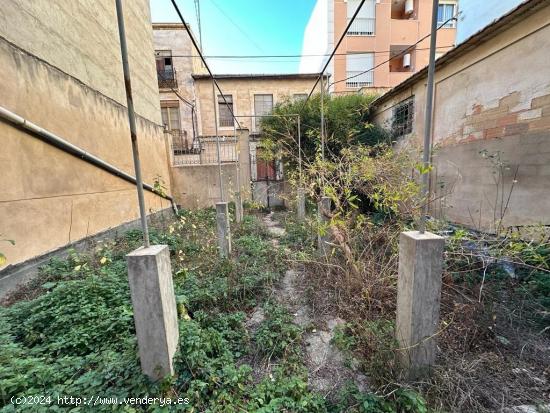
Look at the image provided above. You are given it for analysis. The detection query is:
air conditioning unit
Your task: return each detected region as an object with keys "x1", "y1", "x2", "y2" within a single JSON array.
[
  {"x1": 405, "y1": 0, "x2": 414, "y2": 15},
  {"x1": 403, "y1": 53, "x2": 411, "y2": 68}
]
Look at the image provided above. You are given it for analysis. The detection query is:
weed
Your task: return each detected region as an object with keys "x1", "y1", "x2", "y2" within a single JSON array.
[{"x1": 255, "y1": 302, "x2": 302, "y2": 359}]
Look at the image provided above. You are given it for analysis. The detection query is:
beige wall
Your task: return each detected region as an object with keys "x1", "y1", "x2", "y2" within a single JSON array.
[
  {"x1": 0, "y1": 0, "x2": 161, "y2": 124},
  {"x1": 194, "y1": 76, "x2": 321, "y2": 136},
  {"x1": 372, "y1": 5, "x2": 550, "y2": 230},
  {"x1": 333, "y1": 0, "x2": 456, "y2": 93},
  {"x1": 0, "y1": 4, "x2": 171, "y2": 268},
  {"x1": 169, "y1": 130, "x2": 251, "y2": 207}
]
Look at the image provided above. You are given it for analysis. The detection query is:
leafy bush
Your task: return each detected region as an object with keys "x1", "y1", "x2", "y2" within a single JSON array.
[{"x1": 255, "y1": 303, "x2": 302, "y2": 358}]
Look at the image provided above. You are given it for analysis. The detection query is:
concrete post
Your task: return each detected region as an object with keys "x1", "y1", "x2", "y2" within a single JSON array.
[
  {"x1": 297, "y1": 188, "x2": 306, "y2": 221},
  {"x1": 317, "y1": 196, "x2": 331, "y2": 254},
  {"x1": 395, "y1": 231, "x2": 445, "y2": 378},
  {"x1": 235, "y1": 192, "x2": 243, "y2": 223},
  {"x1": 216, "y1": 202, "x2": 232, "y2": 258},
  {"x1": 126, "y1": 245, "x2": 179, "y2": 380}
]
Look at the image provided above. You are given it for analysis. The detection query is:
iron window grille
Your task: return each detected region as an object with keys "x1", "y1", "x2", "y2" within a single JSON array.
[
  {"x1": 392, "y1": 97, "x2": 414, "y2": 138},
  {"x1": 218, "y1": 94, "x2": 234, "y2": 127}
]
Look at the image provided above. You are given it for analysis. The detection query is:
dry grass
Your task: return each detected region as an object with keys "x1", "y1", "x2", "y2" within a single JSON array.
[{"x1": 291, "y1": 213, "x2": 550, "y2": 412}]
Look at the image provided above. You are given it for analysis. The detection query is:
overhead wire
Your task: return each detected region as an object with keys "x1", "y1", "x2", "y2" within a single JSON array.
[
  {"x1": 330, "y1": 14, "x2": 459, "y2": 87},
  {"x1": 170, "y1": 0, "x2": 241, "y2": 129},
  {"x1": 163, "y1": 46, "x2": 455, "y2": 60}
]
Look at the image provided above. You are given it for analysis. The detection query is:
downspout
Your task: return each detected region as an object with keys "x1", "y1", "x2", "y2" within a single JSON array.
[{"x1": 0, "y1": 105, "x2": 178, "y2": 214}]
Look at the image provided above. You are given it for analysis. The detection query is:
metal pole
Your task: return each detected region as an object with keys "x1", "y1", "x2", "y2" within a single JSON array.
[
  {"x1": 233, "y1": 123, "x2": 241, "y2": 193},
  {"x1": 297, "y1": 115, "x2": 302, "y2": 186},
  {"x1": 419, "y1": 0, "x2": 439, "y2": 234},
  {"x1": 211, "y1": 79, "x2": 224, "y2": 201},
  {"x1": 320, "y1": 72, "x2": 325, "y2": 161},
  {"x1": 115, "y1": 0, "x2": 150, "y2": 247}
]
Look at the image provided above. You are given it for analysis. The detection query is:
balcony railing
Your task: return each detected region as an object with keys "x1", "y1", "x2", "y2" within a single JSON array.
[
  {"x1": 172, "y1": 135, "x2": 238, "y2": 166},
  {"x1": 170, "y1": 130, "x2": 199, "y2": 156},
  {"x1": 347, "y1": 17, "x2": 375, "y2": 36},
  {"x1": 157, "y1": 69, "x2": 177, "y2": 89},
  {"x1": 345, "y1": 71, "x2": 374, "y2": 88}
]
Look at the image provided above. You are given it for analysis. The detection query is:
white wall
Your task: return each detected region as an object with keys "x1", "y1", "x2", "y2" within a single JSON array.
[{"x1": 456, "y1": 0, "x2": 523, "y2": 43}]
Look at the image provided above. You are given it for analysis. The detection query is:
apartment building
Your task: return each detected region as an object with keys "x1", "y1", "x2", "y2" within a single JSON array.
[
  {"x1": 329, "y1": 0, "x2": 458, "y2": 94},
  {"x1": 191, "y1": 73, "x2": 325, "y2": 206},
  {"x1": 153, "y1": 23, "x2": 206, "y2": 156}
]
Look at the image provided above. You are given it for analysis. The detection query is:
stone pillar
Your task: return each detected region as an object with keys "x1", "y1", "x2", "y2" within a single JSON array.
[
  {"x1": 395, "y1": 231, "x2": 445, "y2": 378},
  {"x1": 126, "y1": 245, "x2": 179, "y2": 380},
  {"x1": 235, "y1": 192, "x2": 243, "y2": 223},
  {"x1": 297, "y1": 188, "x2": 306, "y2": 221},
  {"x1": 216, "y1": 202, "x2": 231, "y2": 258},
  {"x1": 317, "y1": 196, "x2": 331, "y2": 254}
]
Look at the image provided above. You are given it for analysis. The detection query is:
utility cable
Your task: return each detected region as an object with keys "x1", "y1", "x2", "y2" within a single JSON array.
[
  {"x1": 330, "y1": 14, "x2": 458, "y2": 87},
  {"x1": 170, "y1": 0, "x2": 241, "y2": 129},
  {"x1": 303, "y1": 0, "x2": 367, "y2": 105}
]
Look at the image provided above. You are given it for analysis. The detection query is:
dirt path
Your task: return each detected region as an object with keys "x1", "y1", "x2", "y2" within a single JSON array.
[{"x1": 247, "y1": 212, "x2": 368, "y2": 398}]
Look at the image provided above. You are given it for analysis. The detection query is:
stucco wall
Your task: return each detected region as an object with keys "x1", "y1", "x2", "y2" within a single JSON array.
[
  {"x1": 0, "y1": 0, "x2": 161, "y2": 124},
  {"x1": 194, "y1": 77, "x2": 320, "y2": 136},
  {"x1": 372, "y1": 6, "x2": 550, "y2": 230},
  {"x1": 0, "y1": 27, "x2": 171, "y2": 268}
]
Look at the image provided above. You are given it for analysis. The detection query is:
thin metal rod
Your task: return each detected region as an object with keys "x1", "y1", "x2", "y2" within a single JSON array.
[
  {"x1": 419, "y1": 0, "x2": 439, "y2": 234},
  {"x1": 320, "y1": 73, "x2": 325, "y2": 161},
  {"x1": 297, "y1": 116, "x2": 302, "y2": 186},
  {"x1": 233, "y1": 122, "x2": 241, "y2": 194},
  {"x1": 170, "y1": 0, "x2": 241, "y2": 129},
  {"x1": 211, "y1": 79, "x2": 224, "y2": 201},
  {"x1": 115, "y1": 0, "x2": 150, "y2": 247}
]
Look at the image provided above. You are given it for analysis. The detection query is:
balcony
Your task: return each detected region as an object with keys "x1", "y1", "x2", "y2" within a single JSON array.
[
  {"x1": 157, "y1": 69, "x2": 177, "y2": 89},
  {"x1": 347, "y1": 17, "x2": 375, "y2": 36},
  {"x1": 345, "y1": 70, "x2": 374, "y2": 89}
]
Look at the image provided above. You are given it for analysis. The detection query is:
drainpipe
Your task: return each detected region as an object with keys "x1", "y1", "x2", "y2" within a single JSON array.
[{"x1": 0, "y1": 105, "x2": 178, "y2": 214}]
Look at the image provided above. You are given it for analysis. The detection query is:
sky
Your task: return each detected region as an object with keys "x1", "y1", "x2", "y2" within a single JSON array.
[
  {"x1": 150, "y1": 0, "x2": 317, "y2": 74},
  {"x1": 456, "y1": 0, "x2": 523, "y2": 43}
]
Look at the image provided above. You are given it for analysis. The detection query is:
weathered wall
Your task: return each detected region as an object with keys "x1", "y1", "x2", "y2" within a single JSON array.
[
  {"x1": 194, "y1": 76, "x2": 320, "y2": 136},
  {"x1": 0, "y1": 0, "x2": 161, "y2": 123},
  {"x1": 0, "y1": 10, "x2": 171, "y2": 269},
  {"x1": 168, "y1": 130, "x2": 251, "y2": 208},
  {"x1": 372, "y1": 6, "x2": 550, "y2": 231},
  {"x1": 153, "y1": 24, "x2": 200, "y2": 143}
]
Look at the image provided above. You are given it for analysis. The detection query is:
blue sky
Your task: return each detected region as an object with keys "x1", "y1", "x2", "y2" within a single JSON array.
[{"x1": 150, "y1": 0, "x2": 317, "y2": 74}]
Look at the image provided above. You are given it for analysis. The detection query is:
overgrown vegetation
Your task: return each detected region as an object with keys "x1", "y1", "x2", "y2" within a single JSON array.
[
  {"x1": 1, "y1": 208, "x2": 435, "y2": 412},
  {"x1": 260, "y1": 93, "x2": 390, "y2": 168},
  {"x1": 262, "y1": 94, "x2": 549, "y2": 412}
]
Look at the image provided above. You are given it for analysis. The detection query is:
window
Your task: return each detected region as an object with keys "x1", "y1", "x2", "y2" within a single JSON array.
[
  {"x1": 254, "y1": 94, "x2": 274, "y2": 131},
  {"x1": 218, "y1": 94, "x2": 234, "y2": 127},
  {"x1": 437, "y1": 2, "x2": 456, "y2": 28},
  {"x1": 156, "y1": 50, "x2": 177, "y2": 88},
  {"x1": 347, "y1": 0, "x2": 375, "y2": 35},
  {"x1": 392, "y1": 97, "x2": 414, "y2": 138},
  {"x1": 293, "y1": 93, "x2": 308, "y2": 101},
  {"x1": 160, "y1": 103, "x2": 180, "y2": 131},
  {"x1": 346, "y1": 53, "x2": 374, "y2": 88}
]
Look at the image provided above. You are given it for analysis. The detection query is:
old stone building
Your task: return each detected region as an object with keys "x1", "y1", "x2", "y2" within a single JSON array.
[
  {"x1": 372, "y1": 0, "x2": 550, "y2": 231},
  {"x1": 0, "y1": 2, "x2": 171, "y2": 279}
]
